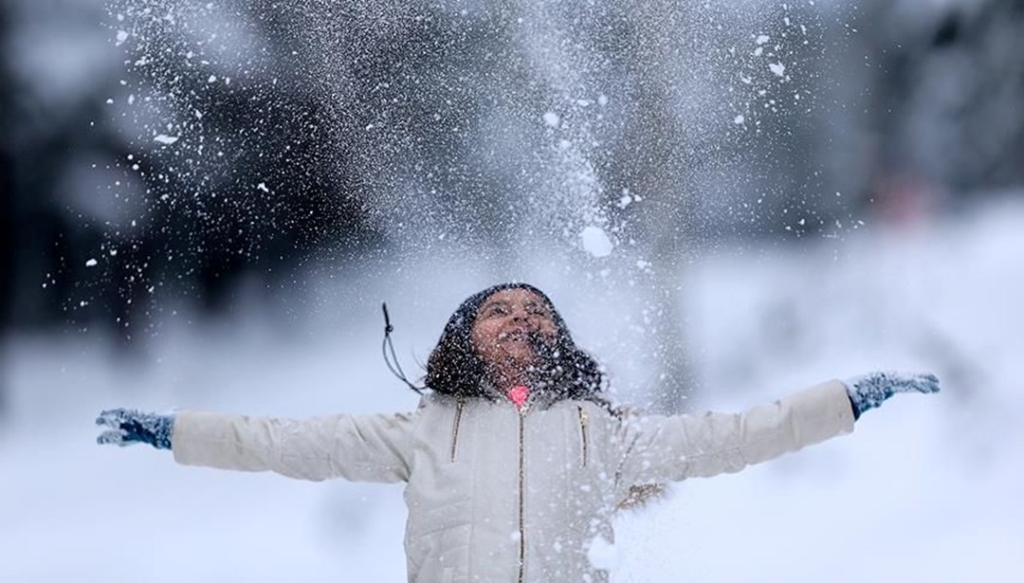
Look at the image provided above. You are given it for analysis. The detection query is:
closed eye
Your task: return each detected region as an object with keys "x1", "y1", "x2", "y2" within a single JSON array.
[
  {"x1": 480, "y1": 300, "x2": 552, "y2": 320},
  {"x1": 525, "y1": 304, "x2": 551, "y2": 317},
  {"x1": 482, "y1": 303, "x2": 509, "y2": 317}
]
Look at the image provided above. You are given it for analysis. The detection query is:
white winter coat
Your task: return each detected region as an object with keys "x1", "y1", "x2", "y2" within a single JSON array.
[{"x1": 172, "y1": 380, "x2": 855, "y2": 582}]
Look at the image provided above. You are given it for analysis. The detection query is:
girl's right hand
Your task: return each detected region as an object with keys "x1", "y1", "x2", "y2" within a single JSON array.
[{"x1": 96, "y1": 408, "x2": 174, "y2": 450}]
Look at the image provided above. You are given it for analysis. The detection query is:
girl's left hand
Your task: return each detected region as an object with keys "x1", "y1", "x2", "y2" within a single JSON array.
[{"x1": 843, "y1": 372, "x2": 940, "y2": 419}]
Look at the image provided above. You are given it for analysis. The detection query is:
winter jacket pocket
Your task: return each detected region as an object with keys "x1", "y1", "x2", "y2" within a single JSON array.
[
  {"x1": 450, "y1": 401, "x2": 465, "y2": 462},
  {"x1": 577, "y1": 405, "x2": 589, "y2": 467}
]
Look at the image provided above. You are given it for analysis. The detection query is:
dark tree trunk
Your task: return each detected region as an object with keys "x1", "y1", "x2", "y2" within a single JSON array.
[{"x1": 0, "y1": 0, "x2": 15, "y2": 417}]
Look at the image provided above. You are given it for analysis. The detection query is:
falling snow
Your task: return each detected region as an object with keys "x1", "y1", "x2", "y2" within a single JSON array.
[
  {"x1": 579, "y1": 226, "x2": 614, "y2": 258},
  {"x1": 4, "y1": 0, "x2": 1024, "y2": 580},
  {"x1": 153, "y1": 134, "x2": 179, "y2": 145}
]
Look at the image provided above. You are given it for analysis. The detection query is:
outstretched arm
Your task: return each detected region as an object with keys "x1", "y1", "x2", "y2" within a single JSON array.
[
  {"x1": 96, "y1": 408, "x2": 416, "y2": 483},
  {"x1": 616, "y1": 372, "x2": 939, "y2": 492}
]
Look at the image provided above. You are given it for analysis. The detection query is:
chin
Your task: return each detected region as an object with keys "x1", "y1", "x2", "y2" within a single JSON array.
[
  {"x1": 502, "y1": 350, "x2": 539, "y2": 367},
  {"x1": 509, "y1": 353, "x2": 538, "y2": 366}
]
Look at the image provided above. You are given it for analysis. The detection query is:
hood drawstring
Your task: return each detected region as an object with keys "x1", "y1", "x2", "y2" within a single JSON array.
[{"x1": 382, "y1": 303, "x2": 425, "y2": 395}]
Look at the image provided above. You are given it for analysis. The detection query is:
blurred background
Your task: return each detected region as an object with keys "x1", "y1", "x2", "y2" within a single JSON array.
[{"x1": 2, "y1": 0, "x2": 1022, "y2": 581}]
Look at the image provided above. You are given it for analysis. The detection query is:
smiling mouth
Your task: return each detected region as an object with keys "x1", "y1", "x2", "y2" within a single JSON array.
[{"x1": 500, "y1": 328, "x2": 533, "y2": 341}]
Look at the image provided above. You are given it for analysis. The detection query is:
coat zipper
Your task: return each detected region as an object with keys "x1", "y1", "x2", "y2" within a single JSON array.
[
  {"x1": 517, "y1": 406, "x2": 527, "y2": 583},
  {"x1": 450, "y1": 400, "x2": 464, "y2": 462},
  {"x1": 577, "y1": 405, "x2": 589, "y2": 467}
]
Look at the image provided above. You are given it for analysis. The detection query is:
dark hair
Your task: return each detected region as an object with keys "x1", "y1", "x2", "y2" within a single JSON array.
[{"x1": 425, "y1": 283, "x2": 607, "y2": 405}]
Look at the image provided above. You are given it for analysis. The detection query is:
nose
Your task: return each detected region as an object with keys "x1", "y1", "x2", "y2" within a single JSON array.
[{"x1": 510, "y1": 307, "x2": 528, "y2": 321}]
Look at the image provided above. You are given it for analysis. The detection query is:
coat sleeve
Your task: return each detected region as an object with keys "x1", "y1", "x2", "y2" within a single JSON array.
[
  {"x1": 615, "y1": 380, "x2": 855, "y2": 491},
  {"x1": 171, "y1": 410, "x2": 416, "y2": 483}
]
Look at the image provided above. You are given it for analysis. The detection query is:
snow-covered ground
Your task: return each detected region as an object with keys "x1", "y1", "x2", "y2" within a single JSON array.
[{"x1": 2, "y1": 199, "x2": 1022, "y2": 582}]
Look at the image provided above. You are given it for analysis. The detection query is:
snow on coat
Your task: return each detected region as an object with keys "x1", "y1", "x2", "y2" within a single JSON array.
[{"x1": 172, "y1": 380, "x2": 855, "y2": 582}]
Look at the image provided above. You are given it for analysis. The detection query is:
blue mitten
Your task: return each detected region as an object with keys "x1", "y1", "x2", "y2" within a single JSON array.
[
  {"x1": 843, "y1": 372, "x2": 940, "y2": 420},
  {"x1": 96, "y1": 408, "x2": 174, "y2": 450}
]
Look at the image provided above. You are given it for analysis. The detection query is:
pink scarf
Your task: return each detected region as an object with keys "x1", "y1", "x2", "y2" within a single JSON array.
[{"x1": 507, "y1": 385, "x2": 530, "y2": 410}]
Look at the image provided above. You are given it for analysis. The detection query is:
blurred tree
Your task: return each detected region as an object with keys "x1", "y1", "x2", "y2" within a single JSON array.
[
  {"x1": 836, "y1": 0, "x2": 1024, "y2": 217},
  {"x1": 2, "y1": 0, "x2": 382, "y2": 348},
  {"x1": 105, "y1": 0, "x2": 384, "y2": 319},
  {"x1": 1, "y1": 0, "x2": 12, "y2": 415}
]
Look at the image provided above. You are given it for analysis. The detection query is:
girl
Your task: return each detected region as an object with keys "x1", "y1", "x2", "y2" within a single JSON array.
[{"x1": 96, "y1": 282, "x2": 939, "y2": 582}]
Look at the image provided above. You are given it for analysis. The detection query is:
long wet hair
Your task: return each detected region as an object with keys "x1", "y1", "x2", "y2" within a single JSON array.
[{"x1": 424, "y1": 283, "x2": 607, "y2": 405}]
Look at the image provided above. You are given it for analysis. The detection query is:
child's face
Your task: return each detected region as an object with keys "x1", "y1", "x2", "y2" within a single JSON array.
[{"x1": 470, "y1": 288, "x2": 559, "y2": 371}]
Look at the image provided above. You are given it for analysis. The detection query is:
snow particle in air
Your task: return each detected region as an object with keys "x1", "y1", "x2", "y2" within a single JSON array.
[{"x1": 580, "y1": 226, "x2": 613, "y2": 258}]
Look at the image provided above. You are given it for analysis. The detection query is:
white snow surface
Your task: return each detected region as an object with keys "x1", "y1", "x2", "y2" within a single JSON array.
[{"x1": 2, "y1": 200, "x2": 1023, "y2": 582}]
